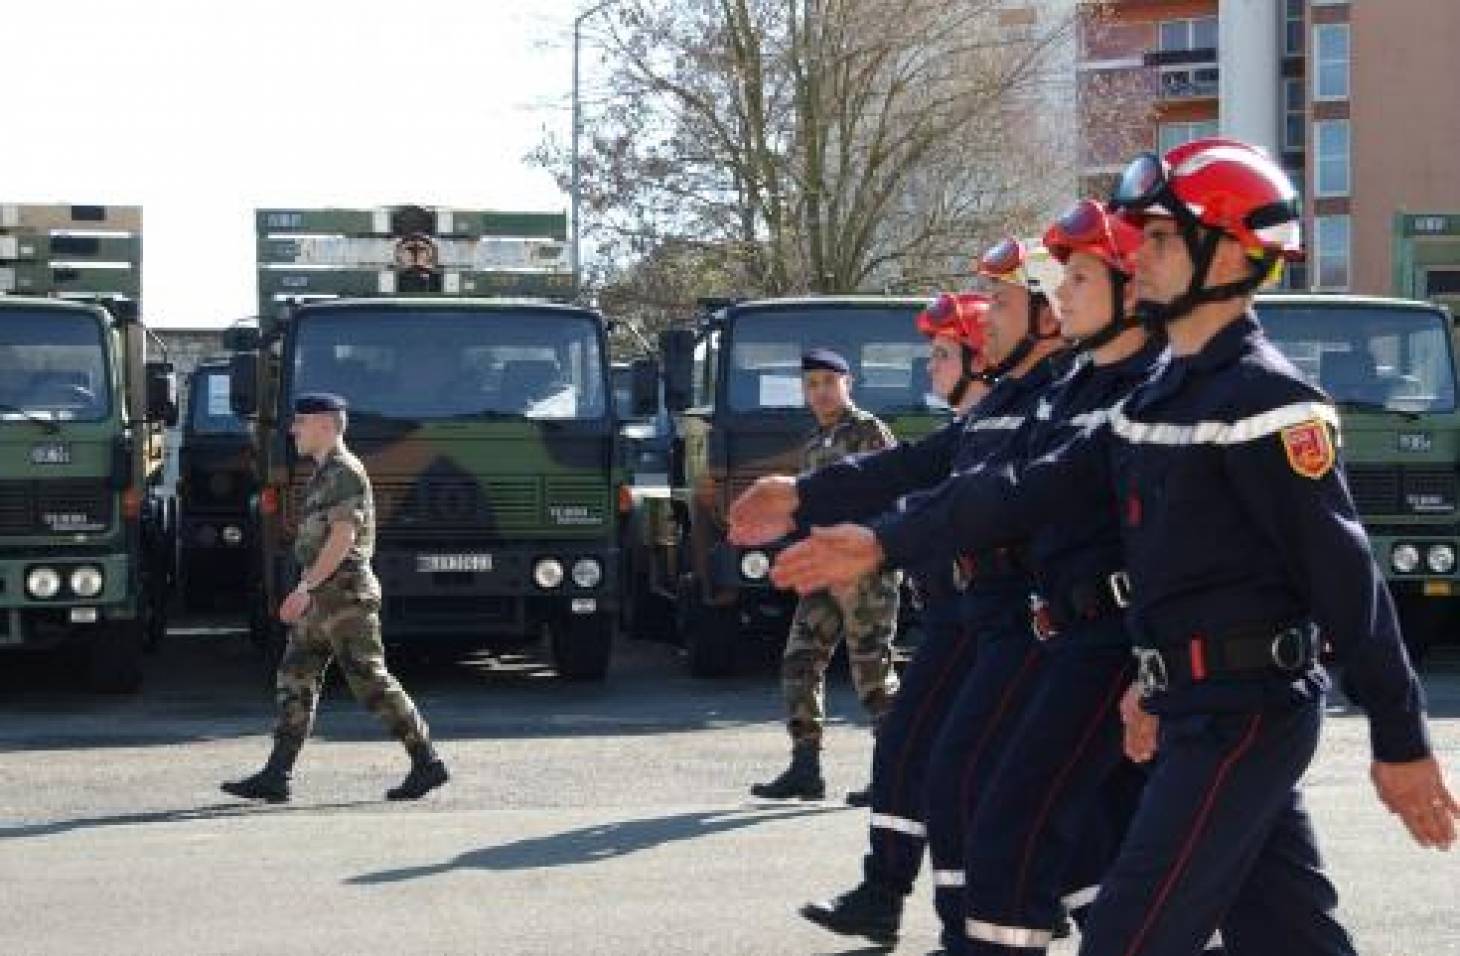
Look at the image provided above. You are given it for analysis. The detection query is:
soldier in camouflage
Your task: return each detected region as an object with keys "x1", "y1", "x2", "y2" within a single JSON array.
[
  {"x1": 221, "y1": 392, "x2": 448, "y2": 803},
  {"x1": 751, "y1": 349, "x2": 901, "y2": 801}
]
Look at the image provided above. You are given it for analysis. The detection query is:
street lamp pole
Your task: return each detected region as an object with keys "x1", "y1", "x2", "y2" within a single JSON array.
[{"x1": 571, "y1": 0, "x2": 617, "y2": 300}]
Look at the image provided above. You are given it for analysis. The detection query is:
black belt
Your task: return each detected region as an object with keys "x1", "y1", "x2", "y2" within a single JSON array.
[
  {"x1": 1030, "y1": 571, "x2": 1131, "y2": 639},
  {"x1": 1133, "y1": 623, "x2": 1318, "y2": 696}
]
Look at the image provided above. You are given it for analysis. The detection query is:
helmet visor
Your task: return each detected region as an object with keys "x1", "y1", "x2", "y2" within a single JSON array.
[
  {"x1": 975, "y1": 237, "x2": 1027, "y2": 282},
  {"x1": 1050, "y1": 199, "x2": 1112, "y2": 250},
  {"x1": 1111, "y1": 152, "x2": 1167, "y2": 211}
]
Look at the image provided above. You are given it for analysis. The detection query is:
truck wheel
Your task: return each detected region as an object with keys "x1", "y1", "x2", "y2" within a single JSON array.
[
  {"x1": 550, "y1": 613, "x2": 613, "y2": 681},
  {"x1": 87, "y1": 622, "x2": 144, "y2": 694},
  {"x1": 678, "y1": 579, "x2": 738, "y2": 678}
]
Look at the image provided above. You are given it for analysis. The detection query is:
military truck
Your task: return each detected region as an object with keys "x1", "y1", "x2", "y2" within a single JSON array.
[
  {"x1": 0, "y1": 203, "x2": 177, "y2": 692},
  {"x1": 638, "y1": 296, "x2": 950, "y2": 676},
  {"x1": 228, "y1": 205, "x2": 652, "y2": 680},
  {"x1": 1257, "y1": 293, "x2": 1460, "y2": 664},
  {"x1": 177, "y1": 356, "x2": 256, "y2": 611}
]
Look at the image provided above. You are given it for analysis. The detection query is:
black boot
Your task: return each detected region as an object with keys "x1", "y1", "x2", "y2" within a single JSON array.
[
  {"x1": 221, "y1": 738, "x2": 298, "y2": 803},
  {"x1": 845, "y1": 785, "x2": 871, "y2": 807},
  {"x1": 387, "y1": 743, "x2": 450, "y2": 801},
  {"x1": 800, "y1": 880, "x2": 904, "y2": 944},
  {"x1": 750, "y1": 744, "x2": 825, "y2": 800}
]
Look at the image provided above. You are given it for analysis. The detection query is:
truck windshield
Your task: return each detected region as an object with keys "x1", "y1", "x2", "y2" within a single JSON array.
[
  {"x1": 188, "y1": 369, "x2": 249, "y2": 434},
  {"x1": 288, "y1": 308, "x2": 608, "y2": 422},
  {"x1": 1259, "y1": 303, "x2": 1457, "y2": 413},
  {"x1": 726, "y1": 307, "x2": 934, "y2": 414},
  {"x1": 0, "y1": 310, "x2": 111, "y2": 422}
]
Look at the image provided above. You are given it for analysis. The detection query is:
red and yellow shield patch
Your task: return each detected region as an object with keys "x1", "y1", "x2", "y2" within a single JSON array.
[{"x1": 1280, "y1": 420, "x2": 1336, "y2": 479}]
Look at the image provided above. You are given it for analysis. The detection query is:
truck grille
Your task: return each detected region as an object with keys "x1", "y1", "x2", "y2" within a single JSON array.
[
  {"x1": 374, "y1": 477, "x2": 540, "y2": 533},
  {"x1": 0, "y1": 480, "x2": 114, "y2": 535},
  {"x1": 1344, "y1": 465, "x2": 1457, "y2": 516}
]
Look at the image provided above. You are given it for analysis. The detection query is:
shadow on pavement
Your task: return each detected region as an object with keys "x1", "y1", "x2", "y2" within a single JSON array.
[
  {"x1": 346, "y1": 804, "x2": 846, "y2": 884},
  {"x1": 0, "y1": 799, "x2": 381, "y2": 842}
]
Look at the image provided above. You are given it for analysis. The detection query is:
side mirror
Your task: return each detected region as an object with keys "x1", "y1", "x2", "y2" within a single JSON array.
[
  {"x1": 230, "y1": 352, "x2": 259, "y2": 417},
  {"x1": 629, "y1": 358, "x2": 660, "y2": 418},
  {"x1": 659, "y1": 328, "x2": 696, "y2": 412},
  {"x1": 222, "y1": 325, "x2": 261, "y2": 352},
  {"x1": 145, "y1": 361, "x2": 179, "y2": 426}
]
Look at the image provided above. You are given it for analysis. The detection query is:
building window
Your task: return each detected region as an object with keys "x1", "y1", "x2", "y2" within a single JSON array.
[
  {"x1": 1283, "y1": 78, "x2": 1306, "y2": 151},
  {"x1": 1314, "y1": 215, "x2": 1351, "y2": 290},
  {"x1": 1158, "y1": 120, "x2": 1220, "y2": 156},
  {"x1": 1284, "y1": 165, "x2": 1305, "y2": 214},
  {"x1": 1283, "y1": 0, "x2": 1305, "y2": 56},
  {"x1": 1314, "y1": 120, "x2": 1351, "y2": 197},
  {"x1": 1159, "y1": 16, "x2": 1218, "y2": 53},
  {"x1": 1313, "y1": 24, "x2": 1351, "y2": 100}
]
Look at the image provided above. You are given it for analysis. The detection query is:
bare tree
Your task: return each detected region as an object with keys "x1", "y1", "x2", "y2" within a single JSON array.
[{"x1": 535, "y1": 0, "x2": 1082, "y2": 315}]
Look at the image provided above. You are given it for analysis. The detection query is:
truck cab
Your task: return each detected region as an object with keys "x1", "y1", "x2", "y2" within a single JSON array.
[
  {"x1": 1256, "y1": 293, "x2": 1460, "y2": 663},
  {"x1": 177, "y1": 357, "x2": 256, "y2": 611},
  {"x1": 230, "y1": 205, "x2": 629, "y2": 680},
  {"x1": 642, "y1": 296, "x2": 948, "y2": 675},
  {"x1": 0, "y1": 202, "x2": 177, "y2": 691}
]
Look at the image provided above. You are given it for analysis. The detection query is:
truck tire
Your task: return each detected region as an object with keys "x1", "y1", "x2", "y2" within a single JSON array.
[
  {"x1": 551, "y1": 613, "x2": 613, "y2": 681},
  {"x1": 87, "y1": 622, "x2": 144, "y2": 694},
  {"x1": 678, "y1": 579, "x2": 738, "y2": 678}
]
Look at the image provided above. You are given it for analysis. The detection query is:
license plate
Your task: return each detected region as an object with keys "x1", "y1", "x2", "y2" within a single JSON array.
[{"x1": 416, "y1": 553, "x2": 493, "y2": 573}]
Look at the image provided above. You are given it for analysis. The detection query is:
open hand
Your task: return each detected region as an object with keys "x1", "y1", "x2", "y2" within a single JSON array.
[
  {"x1": 1119, "y1": 682, "x2": 1159, "y2": 763},
  {"x1": 278, "y1": 588, "x2": 312, "y2": 625},
  {"x1": 1371, "y1": 756, "x2": 1459, "y2": 850},
  {"x1": 770, "y1": 524, "x2": 883, "y2": 595},
  {"x1": 727, "y1": 476, "x2": 799, "y2": 546}
]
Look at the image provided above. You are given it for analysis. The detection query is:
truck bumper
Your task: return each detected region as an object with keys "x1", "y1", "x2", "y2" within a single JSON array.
[{"x1": 0, "y1": 551, "x2": 134, "y2": 650}]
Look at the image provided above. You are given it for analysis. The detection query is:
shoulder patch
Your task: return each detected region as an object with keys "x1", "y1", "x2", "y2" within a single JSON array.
[{"x1": 1279, "y1": 419, "x2": 1336, "y2": 479}]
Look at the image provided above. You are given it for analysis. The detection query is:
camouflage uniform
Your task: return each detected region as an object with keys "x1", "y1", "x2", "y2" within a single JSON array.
[
  {"x1": 784, "y1": 405, "x2": 901, "y2": 748},
  {"x1": 274, "y1": 446, "x2": 431, "y2": 753}
]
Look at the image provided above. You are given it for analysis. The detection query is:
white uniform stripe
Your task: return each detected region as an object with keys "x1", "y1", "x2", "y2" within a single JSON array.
[
  {"x1": 966, "y1": 919, "x2": 1053, "y2": 948},
  {"x1": 1062, "y1": 884, "x2": 1100, "y2": 911},
  {"x1": 870, "y1": 813, "x2": 927, "y2": 838},
  {"x1": 1112, "y1": 401, "x2": 1338, "y2": 447},
  {"x1": 966, "y1": 416, "x2": 1025, "y2": 432},
  {"x1": 933, "y1": 869, "x2": 965, "y2": 888}
]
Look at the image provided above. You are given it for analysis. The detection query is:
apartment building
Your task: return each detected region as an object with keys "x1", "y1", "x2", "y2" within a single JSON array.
[{"x1": 1075, "y1": 0, "x2": 1460, "y2": 303}]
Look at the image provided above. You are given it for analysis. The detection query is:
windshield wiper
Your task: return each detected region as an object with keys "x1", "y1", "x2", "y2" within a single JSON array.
[{"x1": 0, "y1": 403, "x2": 61, "y2": 434}]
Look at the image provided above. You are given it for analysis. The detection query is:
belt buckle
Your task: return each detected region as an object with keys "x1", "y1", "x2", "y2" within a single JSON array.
[
  {"x1": 1270, "y1": 627, "x2": 1309, "y2": 671},
  {"x1": 1029, "y1": 594, "x2": 1058, "y2": 642},
  {"x1": 1133, "y1": 647, "x2": 1168, "y2": 696},
  {"x1": 1108, "y1": 571, "x2": 1133, "y2": 609}
]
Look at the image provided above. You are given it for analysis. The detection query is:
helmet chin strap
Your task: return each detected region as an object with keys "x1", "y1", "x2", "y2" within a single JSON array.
[
  {"x1": 1134, "y1": 225, "x2": 1276, "y2": 330},
  {"x1": 947, "y1": 343, "x2": 979, "y2": 406},
  {"x1": 1072, "y1": 273, "x2": 1140, "y2": 353},
  {"x1": 981, "y1": 293, "x2": 1060, "y2": 382}
]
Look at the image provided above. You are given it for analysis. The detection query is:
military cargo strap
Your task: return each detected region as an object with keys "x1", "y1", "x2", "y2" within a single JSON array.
[{"x1": 1133, "y1": 623, "x2": 1319, "y2": 695}]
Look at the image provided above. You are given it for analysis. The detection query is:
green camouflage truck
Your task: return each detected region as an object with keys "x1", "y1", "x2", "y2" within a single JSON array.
[
  {"x1": 177, "y1": 356, "x2": 256, "y2": 612},
  {"x1": 1257, "y1": 293, "x2": 1459, "y2": 664},
  {"x1": 638, "y1": 296, "x2": 950, "y2": 676},
  {"x1": 0, "y1": 203, "x2": 178, "y2": 692},
  {"x1": 228, "y1": 205, "x2": 652, "y2": 680}
]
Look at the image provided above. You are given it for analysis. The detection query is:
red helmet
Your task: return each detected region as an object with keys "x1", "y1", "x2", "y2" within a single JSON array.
[
  {"x1": 1110, "y1": 137, "x2": 1302, "y2": 261},
  {"x1": 917, "y1": 292, "x2": 988, "y2": 353},
  {"x1": 971, "y1": 237, "x2": 1063, "y2": 296},
  {"x1": 1042, "y1": 199, "x2": 1143, "y2": 277}
]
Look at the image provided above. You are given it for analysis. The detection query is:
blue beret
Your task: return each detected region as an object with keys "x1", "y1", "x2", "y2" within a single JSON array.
[
  {"x1": 801, "y1": 348, "x2": 850, "y2": 375},
  {"x1": 294, "y1": 392, "x2": 348, "y2": 414}
]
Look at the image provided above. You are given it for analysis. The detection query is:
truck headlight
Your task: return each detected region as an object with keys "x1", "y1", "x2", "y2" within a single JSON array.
[
  {"x1": 221, "y1": 525, "x2": 244, "y2": 546},
  {"x1": 26, "y1": 567, "x2": 62, "y2": 599},
  {"x1": 571, "y1": 558, "x2": 603, "y2": 589},
  {"x1": 69, "y1": 566, "x2": 104, "y2": 598},
  {"x1": 740, "y1": 550, "x2": 771, "y2": 581},
  {"x1": 1392, "y1": 544, "x2": 1421, "y2": 574},
  {"x1": 533, "y1": 558, "x2": 565, "y2": 589},
  {"x1": 1426, "y1": 544, "x2": 1456, "y2": 575}
]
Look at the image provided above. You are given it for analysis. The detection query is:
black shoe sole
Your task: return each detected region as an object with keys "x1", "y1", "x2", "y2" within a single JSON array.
[
  {"x1": 798, "y1": 904, "x2": 898, "y2": 945},
  {"x1": 219, "y1": 784, "x2": 289, "y2": 804},
  {"x1": 386, "y1": 770, "x2": 450, "y2": 801},
  {"x1": 749, "y1": 789, "x2": 827, "y2": 801}
]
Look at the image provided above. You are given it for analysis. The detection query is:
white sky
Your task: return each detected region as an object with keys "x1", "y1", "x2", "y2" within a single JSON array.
[{"x1": 1, "y1": 0, "x2": 583, "y2": 327}]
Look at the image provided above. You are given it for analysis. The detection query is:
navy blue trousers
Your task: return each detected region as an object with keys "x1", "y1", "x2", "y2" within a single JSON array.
[
  {"x1": 864, "y1": 594, "x2": 982, "y2": 895},
  {"x1": 963, "y1": 626, "x2": 1135, "y2": 956},
  {"x1": 1078, "y1": 702, "x2": 1355, "y2": 956},
  {"x1": 923, "y1": 582, "x2": 1043, "y2": 953}
]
